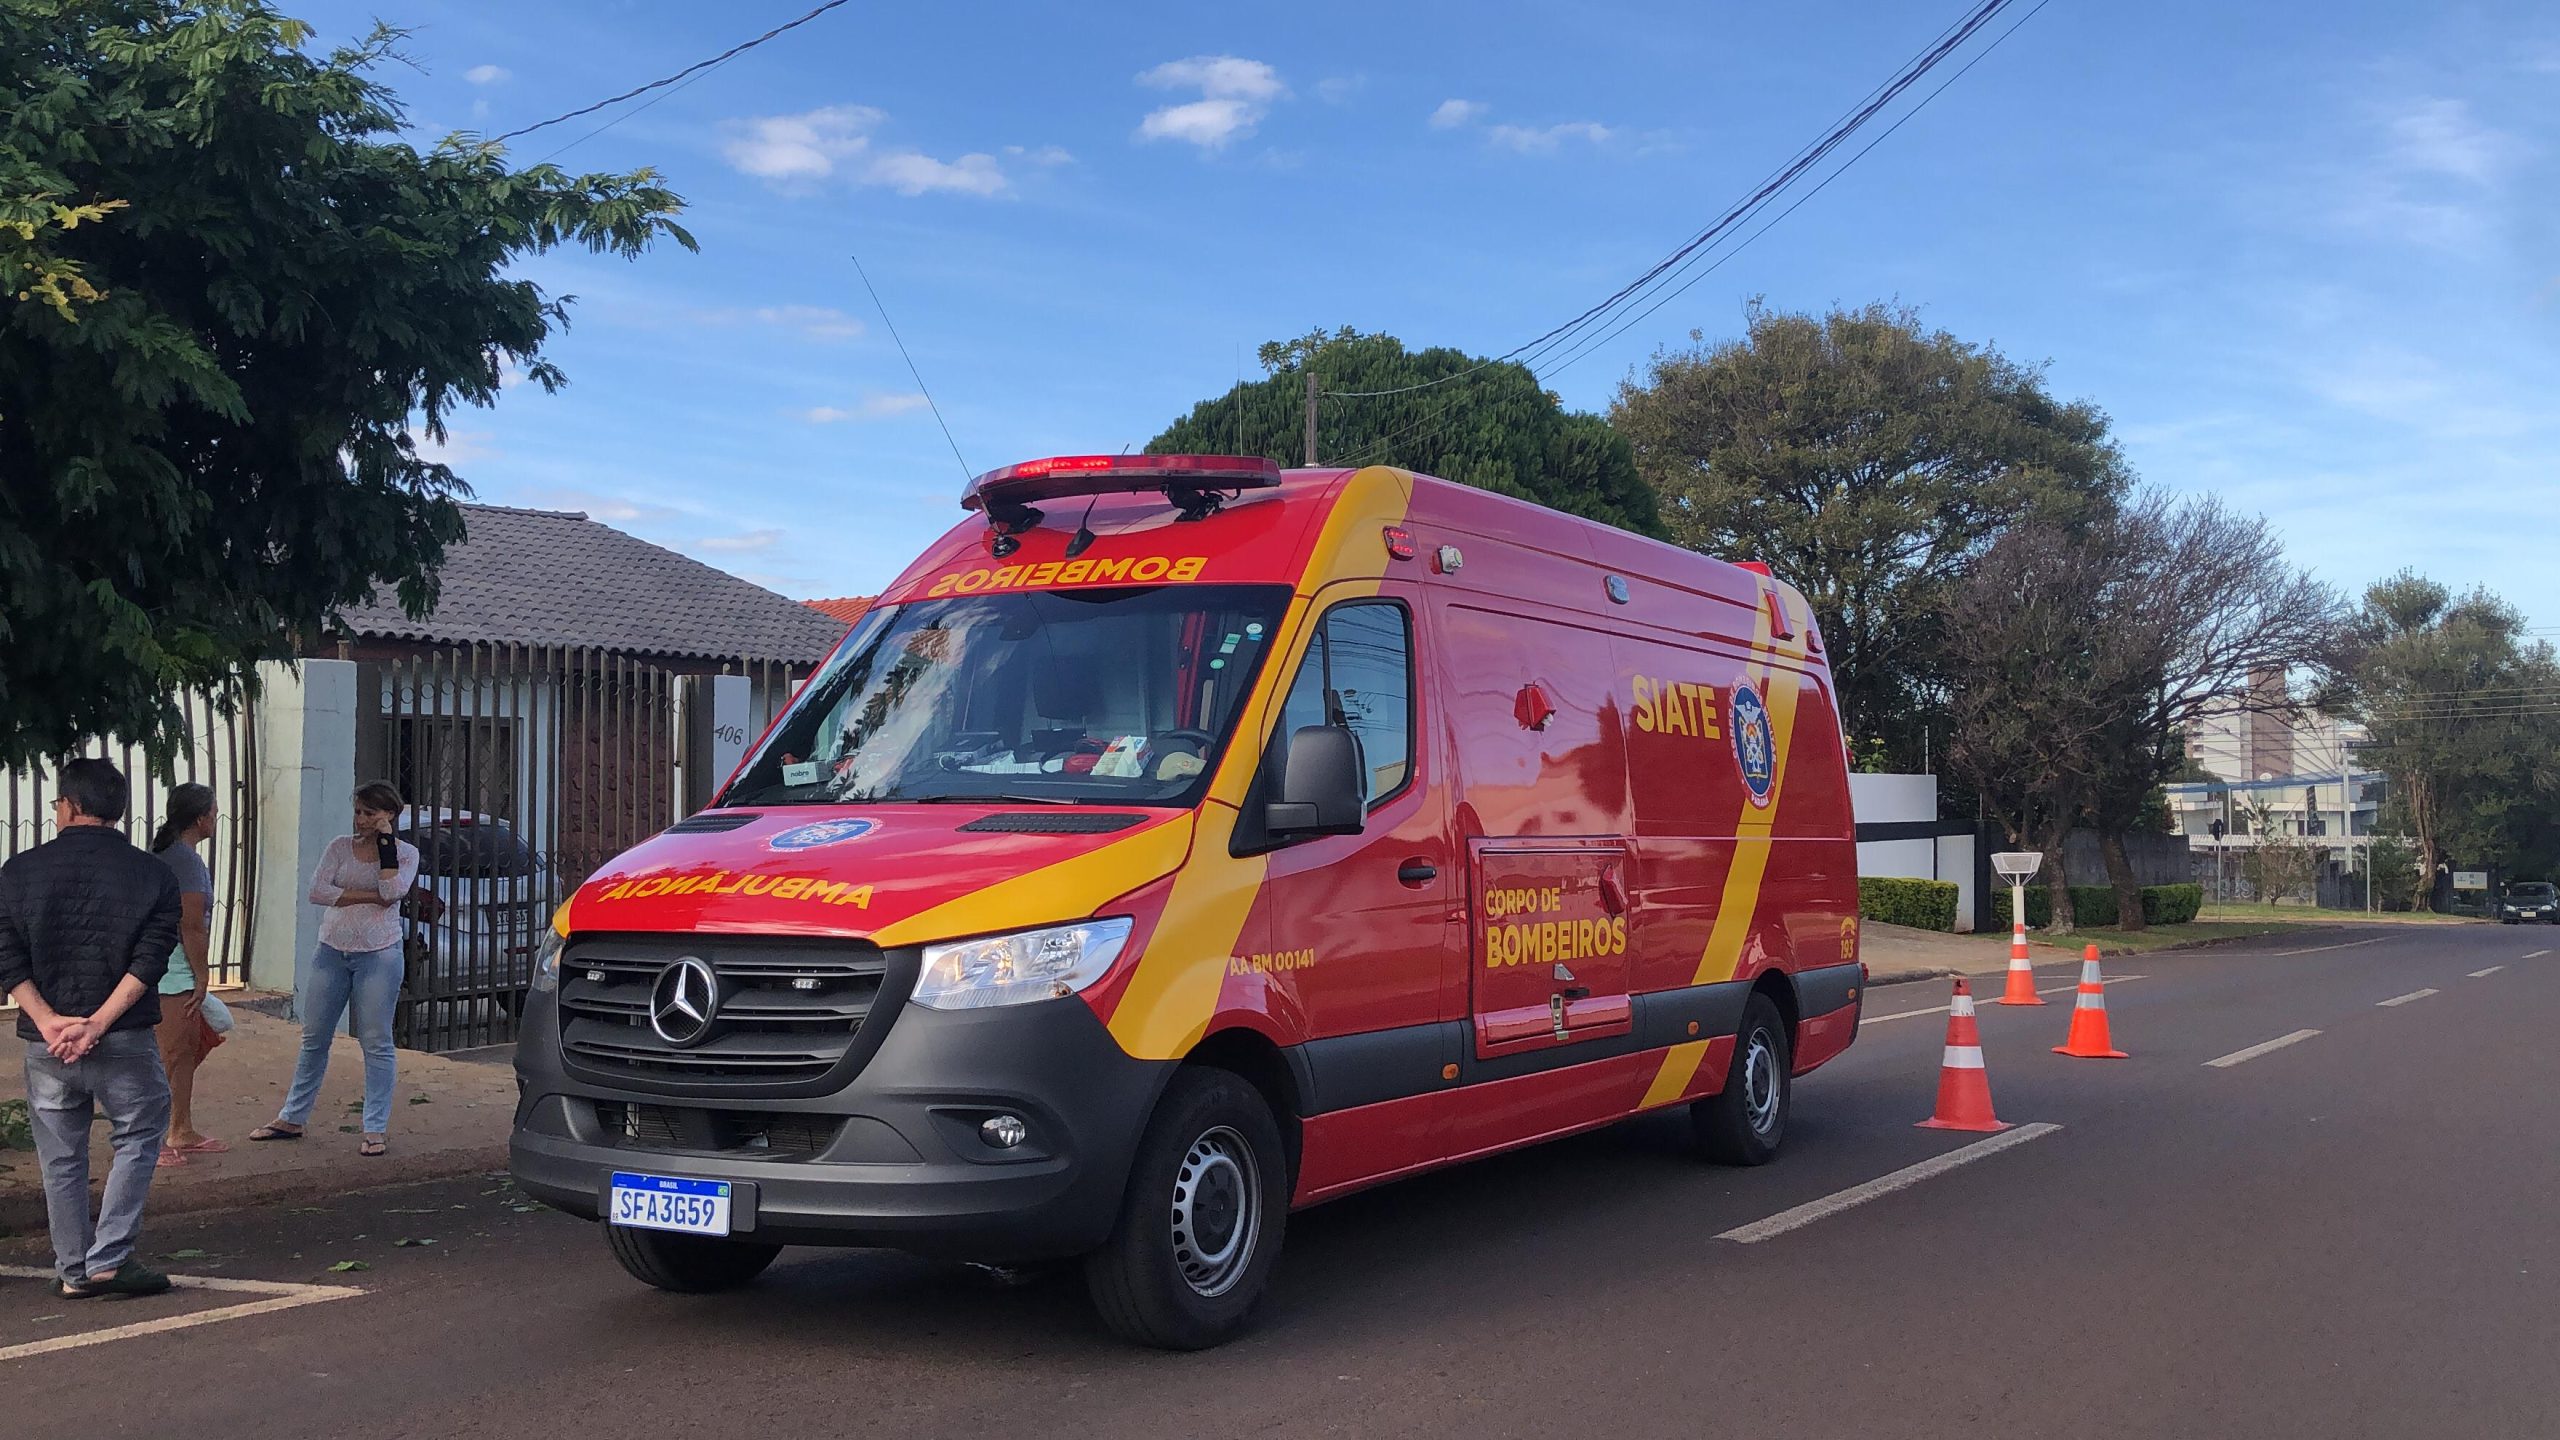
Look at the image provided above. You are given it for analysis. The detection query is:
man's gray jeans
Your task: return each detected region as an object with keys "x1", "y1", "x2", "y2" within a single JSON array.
[{"x1": 24, "y1": 1029, "x2": 172, "y2": 1284}]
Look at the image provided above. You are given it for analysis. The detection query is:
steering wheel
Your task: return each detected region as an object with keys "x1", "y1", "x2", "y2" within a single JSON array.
[{"x1": 1153, "y1": 728, "x2": 1216, "y2": 756}]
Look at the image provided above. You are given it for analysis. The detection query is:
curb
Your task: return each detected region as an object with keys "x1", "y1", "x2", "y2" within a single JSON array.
[
  {"x1": 0, "y1": 1141, "x2": 509, "y2": 1240},
  {"x1": 1865, "y1": 966, "x2": 1960, "y2": 988}
]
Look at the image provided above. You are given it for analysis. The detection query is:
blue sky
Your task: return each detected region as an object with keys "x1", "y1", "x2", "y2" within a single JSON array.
[{"x1": 295, "y1": 0, "x2": 2560, "y2": 626}]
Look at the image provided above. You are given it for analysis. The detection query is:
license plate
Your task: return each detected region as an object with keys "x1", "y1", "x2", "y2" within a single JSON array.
[{"x1": 609, "y1": 1172, "x2": 733, "y2": 1236}]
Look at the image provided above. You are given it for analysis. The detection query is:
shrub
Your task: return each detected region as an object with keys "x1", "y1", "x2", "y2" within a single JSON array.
[
  {"x1": 1994, "y1": 883, "x2": 2204, "y2": 928},
  {"x1": 1991, "y1": 885, "x2": 2121, "y2": 928},
  {"x1": 2143, "y1": 883, "x2": 2203, "y2": 925},
  {"x1": 1858, "y1": 877, "x2": 1958, "y2": 932}
]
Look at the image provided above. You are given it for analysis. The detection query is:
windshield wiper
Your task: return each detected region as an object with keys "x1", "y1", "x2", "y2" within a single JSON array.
[{"x1": 901, "y1": 791, "x2": 1081, "y2": 806}]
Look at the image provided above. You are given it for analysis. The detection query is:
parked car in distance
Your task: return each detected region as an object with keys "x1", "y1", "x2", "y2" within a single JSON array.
[
  {"x1": 2499, "y1": 880, "x2": 2557, "y2": 924},
  {"x1": 398, "y1": 808, "x2": 555, "y2": 1012}
]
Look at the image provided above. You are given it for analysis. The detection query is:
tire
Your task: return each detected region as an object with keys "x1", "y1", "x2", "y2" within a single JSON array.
[
  {"x1": 1084, "y1": 1067, "x2": 1289, "y2": 1350},
  {"x1": 604, "y1": 1224, "x2": 782, "y2": 1294},
  {"x1": 1693, "y1": 993, "x2": 1792, "y2": 1167}
]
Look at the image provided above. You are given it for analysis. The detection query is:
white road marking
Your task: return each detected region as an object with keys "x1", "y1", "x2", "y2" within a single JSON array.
[
  {"x1": 2376, "y1": 988, "x2": 2438, "y2": 1008},
  {"x1": 1717, "y1": 1123, "x2": 2063, "y2": 1244},
  {"x1": 1862, "y1": 975, "x2": 2147, "y2": 1026},
  {"x1": 2270, "y1": 936, "x2": 2392, "y2": 957},
  {"x1": 2525, "y1": 949, "x2": 2552, "y2": 960},
  {"x1": 2469, "y1": 966, "x2": 2505, "y2": 978},
  {"x1": 2204, "y1": 1029, "x2": 2322, "y2": 1068},
  {"x1": 0, "y1": 1266, "x2": 361, "y2": 1363}
]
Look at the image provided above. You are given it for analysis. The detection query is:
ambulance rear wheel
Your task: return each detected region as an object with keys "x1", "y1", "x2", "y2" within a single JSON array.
[
  {"x1": 605, "y1": 1225, "x2": 781, "y2": 1293},
  {"x1": 1694, "y1": 993, "x2": 1791, "y2": 1166},
  {"x1": 1084, "y1": 1067, "x2": 1288, "y2": 1350}
]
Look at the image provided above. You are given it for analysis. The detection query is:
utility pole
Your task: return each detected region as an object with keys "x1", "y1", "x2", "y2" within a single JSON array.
[{"x1": 1303, "y1": 370, "x2": 1319, "y2": 467}]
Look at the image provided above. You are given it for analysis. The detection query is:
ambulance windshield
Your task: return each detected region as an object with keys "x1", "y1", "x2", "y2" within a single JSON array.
[{"x1": 725, "y1": 585, "x2": 1291, "y2": 809}]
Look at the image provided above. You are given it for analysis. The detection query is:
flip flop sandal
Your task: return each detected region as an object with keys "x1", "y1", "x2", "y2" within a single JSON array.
[
  {"x1": 176, "y1": 1137, "x2": 232, "y2": 1154},
  {"x1": 155, "y1": 1147, "x2": 190, "y2": 1168},
  {"x1": 247, "y1": 1124, "x2": 303, "y2": 1142},
  {"x1": 360, "y1": 1135, "x2": 388, "y2": 1157}
]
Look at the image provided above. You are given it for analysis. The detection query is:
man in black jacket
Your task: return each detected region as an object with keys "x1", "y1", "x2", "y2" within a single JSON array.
[{"x1": 0, "y1": 757, "x2": 182, "y2": 1298}]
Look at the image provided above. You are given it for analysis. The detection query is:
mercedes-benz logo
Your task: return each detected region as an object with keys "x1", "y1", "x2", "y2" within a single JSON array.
[{"x1": 649, "y1": 956, "x2": 721, "y2": 1047}]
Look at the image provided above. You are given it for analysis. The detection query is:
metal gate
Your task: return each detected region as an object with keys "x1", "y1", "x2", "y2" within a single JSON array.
[
  {"x1": 358, "y1": 645, "x2": 806, "y2": 1052},
  {"x1": 0, "y1": 692, "x2": 261, "y2": 990}
]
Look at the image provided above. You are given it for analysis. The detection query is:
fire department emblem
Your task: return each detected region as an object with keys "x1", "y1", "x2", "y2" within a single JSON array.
[
  {"x1": 767, "y1": 818, "x2": 879, "y2": 851},
  {"x1": 1730, "y1": 682, "x2": 1775, "y2": 807}
]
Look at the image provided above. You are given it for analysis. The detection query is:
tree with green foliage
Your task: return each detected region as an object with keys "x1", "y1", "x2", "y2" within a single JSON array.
[
  {"x1": 2329, "y1": 573, "x2": 2560, "y2": 904},
  {"x1": 2364, "y1": 834, "x2": 2419, "y2": 911},
  {"x1": 1148, "y1": 327, "x2": 1665, "y2": 539},
  {"x1": 1611, "y1": 301, "x2": 2130, "y2": 767},
  {"x1": 1, "y1": 0, "x2": 695, "y2": 768}
]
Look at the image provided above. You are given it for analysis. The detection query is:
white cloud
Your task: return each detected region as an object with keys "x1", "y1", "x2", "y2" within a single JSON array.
[
  {"x1": 464, "y1": 64, "x2": 510, "y2": 86},
  {"x1": 722, "y1": 104, "x2": 885, "y2": 180},
  {"x1": 699, "y1": 528, "x2": 783, "y2": 553},
  {"x1": 1316, "y1": 75, "x2": 1366, "y2": 105},
  {"x1": 1137, "y1": 55, "x2": 1286, "y2": 150},
  {"x1": 721, "y1": 105, "x2": 1017, "y2": 196},
  {"x1": 1003, "y1": 144, "x2": 1076, "y2": 166},
  {"x1": 1429, "y1": 99, "x2": 1487, "y2": 130},
  {"x1": 2379, "y1": 98, "x2": 2517, "y2": 185},
  {"x1": 751, "y1": 304, "x2": 864, "y2": 341},
  {"x1": 867, "y1": 150, "x2": 1007, "y2": 197},
  {"x1": 2330, "y1": 98, "x2": 2523, "y2": 254},
  {"x1": 1487, "y1": 121, "x2": 1614, "y2": 154},
  {"x1": 407, "y1": 425, "x2": 498, "y2": 466},
  {"x1": 797, "y1": 393, "x2": 931, "y2": 424}
]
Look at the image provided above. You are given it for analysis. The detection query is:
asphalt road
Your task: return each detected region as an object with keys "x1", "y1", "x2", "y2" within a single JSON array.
[{"x1": 4, "y1": 924, "x2": 2554, "y2": 1439}]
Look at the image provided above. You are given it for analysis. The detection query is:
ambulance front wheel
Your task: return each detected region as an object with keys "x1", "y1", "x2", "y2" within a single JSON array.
[
  {"x1": 1084, "y1": 1066, "x2": 1289, "y2": 1350},
  {"x1": 1694, "y1": 993, "x2": 1791, "y2": 1166}
]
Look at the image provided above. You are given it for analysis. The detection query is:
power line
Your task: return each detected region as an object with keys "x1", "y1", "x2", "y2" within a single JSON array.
[
  {"x1": 489, "y1": 1, "x2": 857, "y2": 146},
  {"x1": 1322, "y1": 0, "x2": 2026, "y2": 405},
  {"x1": 850, "y1": 251, "x2": 973, "y2": 483},
  {"x1": 1536, "y1": 0, "x2": 2055, "y2": 383}
]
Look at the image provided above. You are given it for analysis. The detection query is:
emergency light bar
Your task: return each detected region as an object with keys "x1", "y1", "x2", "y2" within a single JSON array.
[{"x1": 961, "y1": 454, "x2": 1285, "y2": 514}]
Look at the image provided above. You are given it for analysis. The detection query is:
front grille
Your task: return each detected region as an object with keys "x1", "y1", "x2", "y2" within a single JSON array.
[
  {"x1": 558, "y1": 935, "x2": 889, "y2": 1089},
  {"x1": 667, "y1": 812, "x2": 763, "y2": 833},
  {"x1": 592, "y1": 1101, "x2": 845, "y2": 1159},
  {"x1": 956, "y1": 812, "x2": 1148, "y2": 834}
]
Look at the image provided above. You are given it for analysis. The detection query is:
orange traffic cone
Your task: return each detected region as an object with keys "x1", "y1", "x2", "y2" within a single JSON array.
[
  {"x1": 2053, "y1": 944, "x2": 2129, "y2": 1059},
  {"x1": 1996, "y1": 916, "x2": 2045, "y2": 1006},
  {"x1": 1917, "y1": 978, "x2": 2010, "y2": 1132}
]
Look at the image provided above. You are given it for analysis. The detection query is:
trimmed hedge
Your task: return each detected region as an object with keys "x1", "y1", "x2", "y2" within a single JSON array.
[
  {"x1": 1859, "y1": 876, "x2": 1958, "y2": 933},
  {"x1": 2145, "y1": 883, "x2": 2204, "y2": 925},
  {"x1": 1994, "y1": 882, "x2": 2206, "y2": 929}
]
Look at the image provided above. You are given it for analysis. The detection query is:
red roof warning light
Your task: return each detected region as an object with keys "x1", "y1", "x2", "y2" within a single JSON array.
[{"x1": 962, "y1": 454, "x2": 1285, "y2": 513}]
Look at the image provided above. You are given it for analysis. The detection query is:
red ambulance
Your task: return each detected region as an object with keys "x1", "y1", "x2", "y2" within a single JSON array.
[{"x1": 510, "y1": 454, "x2": 1863, "y2": 1348}]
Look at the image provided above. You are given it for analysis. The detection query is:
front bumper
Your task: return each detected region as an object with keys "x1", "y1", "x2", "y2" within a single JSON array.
[{"x1": 509, "y1": 985, "x2": 1170, "y2": 1262}]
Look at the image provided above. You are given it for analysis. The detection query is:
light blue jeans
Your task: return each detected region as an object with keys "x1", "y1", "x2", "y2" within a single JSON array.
[
  {"x1": 26, "y1": 1029, "x2": 171, "y2": 1284},
  {"x1": 279, "y1": 942, "x2": 402, "y2": 1135}
]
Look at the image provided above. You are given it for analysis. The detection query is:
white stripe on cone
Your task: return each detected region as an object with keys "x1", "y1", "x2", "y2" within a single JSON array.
[
  {"x1": 1950, "y1": 995, "x2": 1977, "y2": 1017},
  {"x1": 2075, "y1": 991, "x2": 2106, "y2": 1011},
  {"x1": 2079, "y1": 961, "x2": 2104, "y2": 984},
  {"x1": 1941, "y1": 1045, "x2": 1985, "y2": 1069}
]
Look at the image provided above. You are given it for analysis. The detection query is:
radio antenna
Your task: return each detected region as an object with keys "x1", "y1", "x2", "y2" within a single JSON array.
[{"x1": 850, "y1": 251, "x2": 972, "y2": 482}]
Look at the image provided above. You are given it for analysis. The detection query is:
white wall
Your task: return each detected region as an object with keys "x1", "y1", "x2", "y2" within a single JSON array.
[
  {"x1": 250, "y1": 659, "x2": 356, "y2": 998},
  {"x1": 1849, "y1": 771, "x2": 1978, "y2": 932}
]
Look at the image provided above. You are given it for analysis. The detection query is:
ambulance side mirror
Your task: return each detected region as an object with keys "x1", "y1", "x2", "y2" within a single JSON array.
[{"x1": 1266, "y1": 725, "x2": 1366, "y2": 838}]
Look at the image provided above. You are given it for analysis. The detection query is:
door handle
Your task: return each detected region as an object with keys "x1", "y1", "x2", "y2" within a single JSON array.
[
  {"x1": 1396, "y1": 860, "x2": 1438, "y2": 886},
  {"x1": 1559, "y1": 986, "x2": 1591, "y2": 1002}
]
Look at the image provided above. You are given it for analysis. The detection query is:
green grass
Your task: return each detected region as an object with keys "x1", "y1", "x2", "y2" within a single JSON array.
[
  {"x1": 2198, "y1": 902, "x2": 2480, "y2": 925},
  {"x1": 2037, "y1": 920, "x2": 2296, "y2": 954}
]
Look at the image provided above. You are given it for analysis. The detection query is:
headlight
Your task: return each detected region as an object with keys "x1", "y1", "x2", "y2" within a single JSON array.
[
  {"x1": 914, "y1": 918, "x2": 1134, "y2": 1011},
  {"x1": 530, "y1": 909, "x2": 568, "y2": 994}
]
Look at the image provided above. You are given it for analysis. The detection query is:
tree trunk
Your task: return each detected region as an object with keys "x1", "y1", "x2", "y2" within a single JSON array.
[
  {"x1": 2102, "y1": 831, "x2": 2145, "y2": 931},
  {"x1": 2039, "y1": 828, "x2": 2076, "y2": 933}
]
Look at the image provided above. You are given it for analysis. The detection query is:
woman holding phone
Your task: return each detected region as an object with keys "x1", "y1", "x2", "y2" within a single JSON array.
[
  {"x1": 150, "y1": 783, "x2": 227, "y2": 1165},
  {"x1": 249, "y1": 782, "x2": 418, "y2": 1156}
]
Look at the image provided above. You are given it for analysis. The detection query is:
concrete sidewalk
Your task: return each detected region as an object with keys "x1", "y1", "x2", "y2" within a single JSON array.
[{"x1": 0, "y1": 997, "x2": 516, "y2": 1237}]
